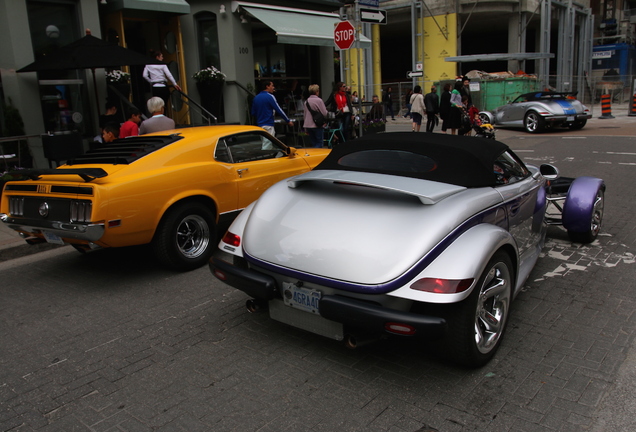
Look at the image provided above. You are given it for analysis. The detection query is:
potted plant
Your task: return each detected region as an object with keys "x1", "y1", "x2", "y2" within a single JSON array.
[
  {"x1": 106, "y1": 69, "x2": 131, "y2": 100},
  {"x1": 362, "y1": 118, "x2": 386, "y2": 135},
  {"x1": 194, "y1": 66, "x2": 226, "y2": 121}
]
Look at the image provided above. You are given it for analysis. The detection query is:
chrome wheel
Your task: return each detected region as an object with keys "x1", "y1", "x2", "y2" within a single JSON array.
[
  {"x1": 590, "y1": 188, "x2": 604, "y2": 238},
  {"x1": 443, "y1": 251, "x2": 513, "y2": 367},
  {"x1": 474, "y1": 261, "x2": 511, "y2": 354},
  {"x1": 153, "y1": 202, "x2": 216, "y2": 271},
  {"x1": 176, "y1": 214, "x2": 210, "y2": 259},
  {"x1": 524, "y1": 111, "x2": 544, "y2": 133}
]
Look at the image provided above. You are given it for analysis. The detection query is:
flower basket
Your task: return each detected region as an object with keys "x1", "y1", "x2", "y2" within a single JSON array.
[
  {"x1": 194, "y1": 67, "x2": 226, "y2": 121},
  {"x1": 106, "y1": 70, "x2": 131, "y2": 101},
  {"x1": 362, "y1": 119, "x2": 386, "y2": 135}
]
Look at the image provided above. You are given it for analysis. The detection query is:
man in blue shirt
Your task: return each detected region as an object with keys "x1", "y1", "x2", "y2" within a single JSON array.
[{"x1": 251, "y1": 80, "x2": 293, "y2": 136}]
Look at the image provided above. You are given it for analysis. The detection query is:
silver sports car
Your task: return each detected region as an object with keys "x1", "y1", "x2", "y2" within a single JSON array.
[
  {"x1": 479, "y1": 91, "x2": 592, "y2": 133},
  {"x1": 210, "y1": 133, "x2": 605, "y2": 367}
]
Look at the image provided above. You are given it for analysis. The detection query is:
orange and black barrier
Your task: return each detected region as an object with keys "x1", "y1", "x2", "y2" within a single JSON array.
[
  {"x1": 599, "y1": 94, "x2": 614, "y2": 119},
  {"x1": 629, "y1": 93, "x2": 636, "y2": 116}
]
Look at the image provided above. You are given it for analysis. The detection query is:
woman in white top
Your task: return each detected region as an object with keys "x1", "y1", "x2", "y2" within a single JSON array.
[{"x1": 142, "y1": 50, "x2": 181, "y2": 107}]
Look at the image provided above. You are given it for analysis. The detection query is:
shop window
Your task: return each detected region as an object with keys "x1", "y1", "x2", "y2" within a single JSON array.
[{"x1": 26, "y1": 0, "x2": 90, "y2": 134}]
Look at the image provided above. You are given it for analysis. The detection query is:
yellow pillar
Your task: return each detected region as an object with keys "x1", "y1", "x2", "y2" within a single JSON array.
[
  {"x1": 423, "y1": 13, "x2": 457, "y2": 85},
  {"x1": 371, "y1": 24, "x2": 382, "y2": 101}
]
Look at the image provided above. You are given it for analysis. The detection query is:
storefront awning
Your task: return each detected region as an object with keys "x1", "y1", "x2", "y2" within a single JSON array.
[
  {"x1": 105, "y1": 0, "x2": 190, "y2": 15},
  {"x1": 233, "y1": 2, "x2": 371, "y2": 48}
]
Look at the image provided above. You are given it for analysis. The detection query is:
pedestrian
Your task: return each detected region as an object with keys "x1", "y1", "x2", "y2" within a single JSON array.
[
  {"x1": 119, "y1": 108, "x2": 142, "y2": 138},
  {"x1": 461, "y1": 76, "x2": 472, "y2": 107},
  {"x1": 403, "y1": 89, "x2": 413, "y2": 119},
  {"x1": 439, "y1": 83, "x2": 452, "y2": 133},
  {"x1": 302, "y1": 84, "x2": 329, "y2": 148},
  {"x1": 409, "y1": 85, "x2": 425, "y2": 132},
  {"x1": 446, "y1": 81, "x2": 465, "y2": 135},
  {"x1": 139, "y1": 96, "x2": 175, "y2": 135},
  {"x1": 424, "y1": 85, "x2": 440, "y2": 133},
  {"x1": 251, "y1": 80, "x2": 294, "y2": 137},
  {"x1": 383, "y1": 87, "x2": 395, "y2": 120},
  {"x1": 101, "y1": 123, "x2": 119, "y2": 143},
  {"x1": 142, "y1": 49, "x2": 181, "y2": 111},
  {"x1": 366, "y1": 95, "x2": 384, "y2": 121},
  {"x1": 326, "y1": 82, "x2": 354, "y2": 140}
]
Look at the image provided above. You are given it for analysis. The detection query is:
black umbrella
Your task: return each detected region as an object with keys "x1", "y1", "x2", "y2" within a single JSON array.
[{"x1": 17, "y1": 30, "x2": 163, "y2": 116}]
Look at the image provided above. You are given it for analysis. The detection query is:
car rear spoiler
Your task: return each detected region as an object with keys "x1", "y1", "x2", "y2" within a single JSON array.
[
  {"x1": 287, "y1": 170, "x2": 466, "y2": 205},
  {"x1": 7, "y1": 168, "x2": 108, "y2": 182}
]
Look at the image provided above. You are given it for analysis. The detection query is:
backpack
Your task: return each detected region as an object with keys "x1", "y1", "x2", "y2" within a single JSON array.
[{"x1": 305, "y1": 100, "x2": 326, "y2": 128}]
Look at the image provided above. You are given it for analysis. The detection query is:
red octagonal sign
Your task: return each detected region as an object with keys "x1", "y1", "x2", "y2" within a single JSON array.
[{"x1": 334, "y1": 20, "x2": 355, "y2": 50}]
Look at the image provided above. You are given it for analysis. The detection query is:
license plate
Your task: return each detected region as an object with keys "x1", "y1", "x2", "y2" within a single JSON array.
[
  {"x1": 566, "y1": 116, "x2": 574, "y2": 121},
  {"x1": 43, "y1": 231, "x2": 64, "y2": 245},
  {"x1": 282, "y1": 282, "x2": 321, "y2": 314}
]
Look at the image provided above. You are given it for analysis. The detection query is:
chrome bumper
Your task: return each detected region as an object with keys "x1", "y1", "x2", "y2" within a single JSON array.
[{"x1": 0, "y1": 213, "x2": 105, "y2": 242}]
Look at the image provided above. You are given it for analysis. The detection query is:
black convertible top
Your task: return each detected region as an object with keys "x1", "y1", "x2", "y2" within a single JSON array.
[{"x1": 314, "y1": 132, "x2": 510, "y2": 188}]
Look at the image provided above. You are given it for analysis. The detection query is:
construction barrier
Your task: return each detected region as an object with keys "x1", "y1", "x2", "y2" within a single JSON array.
[
  {"x1": 630, "y1": 92, "x2": 636, "y2": 116},
  {"x1": 598, "y1": 94, "x2": 614, "y2": 119}
]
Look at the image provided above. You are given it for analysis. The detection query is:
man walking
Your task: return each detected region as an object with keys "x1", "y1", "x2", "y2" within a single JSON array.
[
  {"x1": 251, "y1": 80, "x2": 293, "y2": 136},
  {"x1": 424, "y1": 86, "x2": 440, "y2": 133}
]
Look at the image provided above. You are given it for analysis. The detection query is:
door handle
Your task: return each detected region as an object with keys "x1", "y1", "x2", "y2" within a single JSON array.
[{"x1": 237, "y1": 168, "x2": 249, "y2": 178}]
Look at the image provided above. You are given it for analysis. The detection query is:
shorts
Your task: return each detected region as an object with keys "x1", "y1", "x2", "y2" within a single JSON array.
[{"x1": 411, "y1": 113, "x2": 423, "y2": 125}]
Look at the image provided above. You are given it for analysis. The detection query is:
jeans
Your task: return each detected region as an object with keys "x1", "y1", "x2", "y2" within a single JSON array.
[{"x1": 307, "y1": 127, "x2": 324, "y2": 147}]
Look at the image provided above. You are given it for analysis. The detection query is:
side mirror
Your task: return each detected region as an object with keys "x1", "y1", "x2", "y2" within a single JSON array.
[
  {"x1": 287, "y1": 146, "x2": 297, "y2": 156},
  {"x1": 540, "y1": 164, "x2": 559, "y2": 181}
]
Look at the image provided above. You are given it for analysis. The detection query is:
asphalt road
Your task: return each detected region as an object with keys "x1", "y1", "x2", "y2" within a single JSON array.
[{"x1": 1, "y1": 123, "x2": 635, "y2": 431}]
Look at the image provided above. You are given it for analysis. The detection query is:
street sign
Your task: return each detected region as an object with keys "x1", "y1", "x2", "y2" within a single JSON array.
[
  {"x1": 359, "y1": 0, "x2": 379, "y2": 7},
  {"x1": 334, "y1": 20, "x2": 356, "y2": 50},
  {"x1": 407, "y1": 70, "x2": 424, "y2": 78},
  {"x1": 360, "y1": 8, "x2": 387, "y2": 25}
]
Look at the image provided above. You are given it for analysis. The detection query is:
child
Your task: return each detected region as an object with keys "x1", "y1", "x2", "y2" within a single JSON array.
[{"x1": 119, "y1": 108, "x2": 142, "y2": 138}]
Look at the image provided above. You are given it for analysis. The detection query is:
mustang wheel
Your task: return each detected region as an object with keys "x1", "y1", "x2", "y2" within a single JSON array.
[
  {"x1": 153, "y1": 202, "x2": 215, "y2": 271},
  {"x1": 444, "y1": 251, "x2": 513, "y2": 367},
  {"x1": 524, "y1": 111, "x2": 545, "y2": 133},
  {"x1": 568, "y1": 188, "x2": 604, "y2": 243}
]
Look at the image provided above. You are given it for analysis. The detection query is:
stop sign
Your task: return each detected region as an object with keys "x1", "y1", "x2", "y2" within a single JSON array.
[{"x1": 334, "y1": 20, "x2": 355, "y2": 50}]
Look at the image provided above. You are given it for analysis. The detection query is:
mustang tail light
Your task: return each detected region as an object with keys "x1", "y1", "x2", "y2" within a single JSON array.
[
  {"x1": 222, "y1": 231, "x2": 241, "y2": 247},
  {"x1": 410, "y1": 278, "x2": 474, "y2": 294},
  {"x1": 70, "y1": 200, "x2": 92, "y2": 223}
]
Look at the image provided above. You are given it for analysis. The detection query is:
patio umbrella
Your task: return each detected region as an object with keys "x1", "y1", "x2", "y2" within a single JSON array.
[{"x1": 17, "y1": 29, "x2": 163, "y2": 116}]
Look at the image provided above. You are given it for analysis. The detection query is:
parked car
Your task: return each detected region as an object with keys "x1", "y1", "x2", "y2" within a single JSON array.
[
  {"x1": 479, "y1": 91, "x2": 592, "y2": 133},
  {"x1": 0, "y1": 126, "x2": 329, "y2": 270},
  {"x1": 210, "y1": 132, "x2": 605, "y2": 367}
]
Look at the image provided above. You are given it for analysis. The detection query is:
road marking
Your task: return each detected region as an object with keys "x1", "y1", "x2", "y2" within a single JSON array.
[
  {"x1": 561, "y1": 136, "x2": 587, "y2": 139},
  {"x1": 619, "y1": 162, "x2": 636, "y2": 166},
  {"x1": 593, "y1": 151, "x2": 636, "y2": 156},
  {"x1": 534, "y1": 235, "x2": 634, "y2": 282}
]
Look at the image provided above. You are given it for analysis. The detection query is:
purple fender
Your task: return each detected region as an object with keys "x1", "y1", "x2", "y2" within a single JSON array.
[{"x1": 562, "y1": 176, "x2": 605, "y2": 232}]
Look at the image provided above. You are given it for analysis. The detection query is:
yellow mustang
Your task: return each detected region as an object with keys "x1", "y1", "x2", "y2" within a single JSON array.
[{"x1": 0, "y1": 126, "x2": 329, "y2": 270}]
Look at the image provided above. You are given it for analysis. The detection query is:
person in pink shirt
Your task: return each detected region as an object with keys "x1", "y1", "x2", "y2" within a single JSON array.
[{"x1": 119, "y1": 108, "x2": 141, "y2": 138}]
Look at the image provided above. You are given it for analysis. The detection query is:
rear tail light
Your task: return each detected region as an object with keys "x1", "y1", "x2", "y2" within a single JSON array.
[
  {"x1": 385, "y1": 322, "x2": 416, "y2": 336},
  {"x1": 222, "y1": 231, "x2": 241, "y2": 247},
  {"x1": 9, "y1": 197, "x2": 25, "y2": 216},
  {"x1": 410, "y1": 278, "x2": 474, "y2": 294},
  {"x1": 70, "y1": 200, "x2": 92, "y2": 223}
]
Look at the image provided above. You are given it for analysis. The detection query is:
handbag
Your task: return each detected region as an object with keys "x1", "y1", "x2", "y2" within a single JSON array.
[{"x1": 305, "y1": 101, "x2": 326, "y2": 128}]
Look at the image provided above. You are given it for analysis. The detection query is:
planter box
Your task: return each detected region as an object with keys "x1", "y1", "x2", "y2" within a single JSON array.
[{"x1": 363, "y1": 123, "x2": 386, "y2": 135}]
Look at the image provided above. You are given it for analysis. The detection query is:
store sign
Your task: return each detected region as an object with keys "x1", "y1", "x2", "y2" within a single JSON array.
[{"x1": 593, "y1": 51, "x2": 613, "y2": 59}]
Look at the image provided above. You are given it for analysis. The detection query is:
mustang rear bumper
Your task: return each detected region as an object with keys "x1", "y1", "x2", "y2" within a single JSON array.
[
  {"x1": 0, "y1": 214, "x2": 105, "y2": 242},
  {"x1": 210, "y1": 256, "x2": 447, "y2": 338}
]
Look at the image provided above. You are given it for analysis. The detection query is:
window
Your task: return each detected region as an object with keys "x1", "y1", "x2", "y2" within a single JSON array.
[
  {"x1": 216, "y1": 133, "x2": 285, "y2": 163},
  {"x1": 494, "y1": 151, "x2": 529, "y2": 184},
  {"x1": 196, "y1": 12, "x2": 221, "y2": 71}
]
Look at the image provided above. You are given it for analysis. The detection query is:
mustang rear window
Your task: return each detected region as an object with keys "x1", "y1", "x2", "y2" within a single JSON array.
[
  {"x1": 66, "y1": 135, "x2": 183, "y2": 165},
  {"x1": 338, "y1": 150, "x2": 437, "y2": 174}
]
